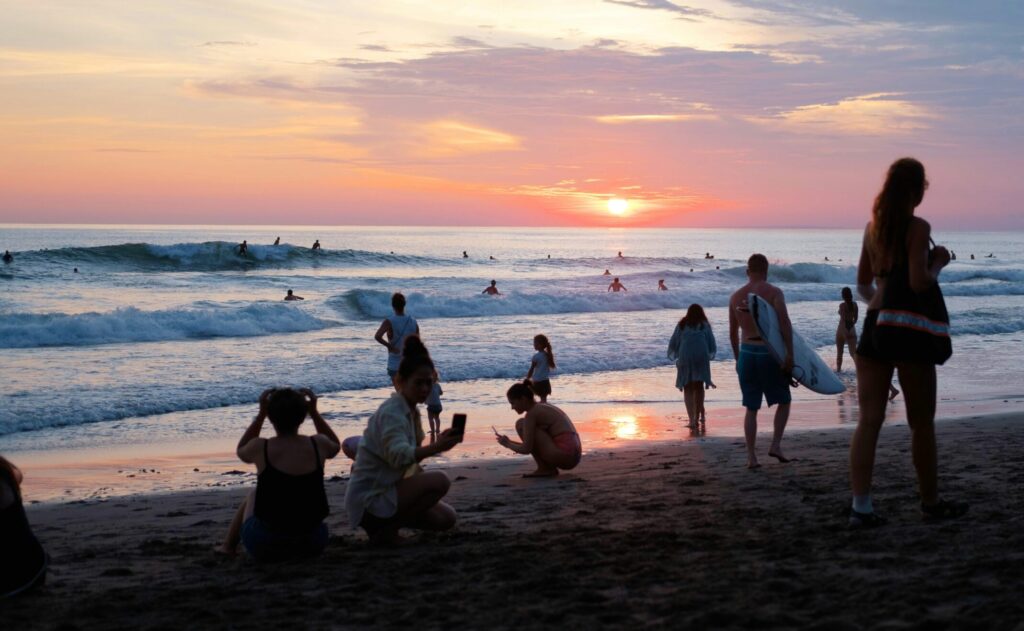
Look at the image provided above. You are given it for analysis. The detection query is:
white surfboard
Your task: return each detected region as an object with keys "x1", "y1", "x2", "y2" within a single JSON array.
[{"x1": 748, "y1": 293, "x2": 846, "y2": 395}]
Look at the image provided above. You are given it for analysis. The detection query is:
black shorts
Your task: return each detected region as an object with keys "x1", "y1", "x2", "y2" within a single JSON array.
[{"x1": 532, "y1": 379, "x2": 552, "y2": 397}]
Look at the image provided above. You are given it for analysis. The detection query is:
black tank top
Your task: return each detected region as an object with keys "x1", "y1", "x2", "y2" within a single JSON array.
[
  {"x1": 254, "y1": 438, "x2": 329, "y2": 533},
  {"x1": 0, "y1": 468, "x2": 46, "y2": 596}
]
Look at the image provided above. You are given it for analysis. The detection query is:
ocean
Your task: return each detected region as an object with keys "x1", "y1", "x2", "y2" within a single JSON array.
[{"x1": 1, "y1": 225, "x2": 1022, "y2": 479}]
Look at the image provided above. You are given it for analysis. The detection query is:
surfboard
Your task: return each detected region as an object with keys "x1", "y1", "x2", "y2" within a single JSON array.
[{"x1": 748, "y1": 293, "x2": 846, "y2": 395}]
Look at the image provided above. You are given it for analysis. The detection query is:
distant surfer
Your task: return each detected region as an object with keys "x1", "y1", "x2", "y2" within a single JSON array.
[
  {"x1": 73, "y1": 268, "x2": 78, "y2": 273},
  {"x1": 658, "y1": 279, "x2": 668, "y2": 291},
  {"x1": 273, "y1": 237, "x2": 280, "y2": 246},
  {"x1": 483, "y1": 280, "x2": 501, "y2": 295},
  {"x1": 374, "y1": 292, "x2": 420, "y2": 382},
  {"x1": 312, "y1": 240, "x2": 321, "y2": 251},
  {"x1": 2, "y1": 250, "x2": 12, "y2": 264},
  {"x1": 237, "y1": 240, "x2": 248, "y2": 256},
  {"x1": 617, "y1": 251, "x2": 624, "y2": 258},
  {"x1": 705, "y1": 252, "x2": 714, "y2": 259},
  {"x1": 950, "y1": 250, "x2": 956, "y2": 261},
  {"x1": 463, "y1": 251, "x2": 469, "y2": 259},
  {"x1": 603, "y1": 269, "x2": 611, "y2": 276},
  {"x1": 607, "y1": 277, "x2": 627, "y2": 292},
  {"x1": 489, "y1": 255, "x2": 496, "y2": 260},
  {"x1": 970, "y1": 254, "x2": 975, "y2": 260},
  {"x1": 284, "y1": 289, "x2": 304, "y2": 301},
  {"x1": 729, "y1": 253, "x2": 793, "y2": 469}
]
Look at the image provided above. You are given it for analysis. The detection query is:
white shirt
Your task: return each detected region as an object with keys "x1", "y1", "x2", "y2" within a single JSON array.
[
  {"x1": 531, "y1": 351, "x2": 552, "y2": 381},
  {"x1": 386, "y1": 314, "x2": 418, "y2": 371}
]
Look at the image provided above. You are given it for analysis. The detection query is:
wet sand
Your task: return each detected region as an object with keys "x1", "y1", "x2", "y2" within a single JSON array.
[{"x1": 4, "y1": 412, "x2": 1023, "y2": 629}]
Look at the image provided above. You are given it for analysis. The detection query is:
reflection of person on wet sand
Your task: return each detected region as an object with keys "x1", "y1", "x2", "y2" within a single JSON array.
[
  {"x1": 482, "y1": 280, "x2": 501, "y2": 295},
  {"x1": 658, "y1": 279, "x2": 668, "y2": 291},
  {"x1": 607, "y1": 277, "x2": 627, "y2": 292},
  {"x1": 496, "y1": 382, "x2": 581, "y2": 477}
]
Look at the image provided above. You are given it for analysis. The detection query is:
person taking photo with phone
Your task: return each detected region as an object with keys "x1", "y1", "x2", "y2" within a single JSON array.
[
  {"x1": 345, "y1": 336, "x2": 460, "y2": 545},
  {"x1": 495, "y1": 381, "x2": 581, "y2": 477}
]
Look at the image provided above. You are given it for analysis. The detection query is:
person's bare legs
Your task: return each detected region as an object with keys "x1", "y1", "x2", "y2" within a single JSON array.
[
  {"x1": 683, "y1": 383, "x2": 697, "y2": 427},
  {"x1": 525, "y1": 428, "x2": 578, "y2": 477},
  {"x1": 364, "y1": 471, "x2": 454, "y2": 545},
  {"x1": 768, "y1": 403, "x2": 791, "y2": 461},
  {"x1": 836, "y1": 338, "x2": 845, "y2": 372},
  {"x1": 219, "y1": 488, "x2": 256, "y2": 555},
  {"x1": 744, "y1": 408, "x2": 760, "y2": 469},
  {"x1": 850, "y1": 355, "x2": 894, "y2": 499},
  {"x1": 896, "y1": 362, "x2": 939, "y2": 505},
  {"x1": 696, "y1": 386, "x2": 707, "y2": 427}
]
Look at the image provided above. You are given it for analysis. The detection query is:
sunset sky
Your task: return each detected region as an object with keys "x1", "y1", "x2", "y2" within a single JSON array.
[{"x1": 0, "y1": 1, "x2": 1021, "y2": 228}]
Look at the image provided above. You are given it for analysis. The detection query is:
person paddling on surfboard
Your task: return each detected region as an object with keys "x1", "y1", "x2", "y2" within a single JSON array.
[{"x1": 729, "y1": 253, "x2": 794, "y2": 469}]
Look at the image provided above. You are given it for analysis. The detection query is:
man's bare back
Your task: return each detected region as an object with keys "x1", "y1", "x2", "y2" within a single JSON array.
[{"x1": 729, "y1": 280, "x2": 785, "y2": 345}]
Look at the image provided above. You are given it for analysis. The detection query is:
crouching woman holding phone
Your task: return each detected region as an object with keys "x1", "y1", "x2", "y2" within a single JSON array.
[
  {"x1": 496, "y1": 381, "x2": 582, "y2": 477},
  {"x1": 345, "y1": 336, "x2": 460, "y2": 545}
]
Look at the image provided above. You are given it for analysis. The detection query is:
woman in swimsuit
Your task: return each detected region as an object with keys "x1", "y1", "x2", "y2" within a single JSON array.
[
  {"x1": 219, "y1": 387, "x2": 341, "y2": 560},
  {"x1": 496, "y1": 381, "x2": 582, "y2": 477},
  {"x1": 848, "y1": 157, "x2": 967, "y2": 529},
  {"x1": 835, "y1": 287, "x2": 859, "y2": 372}
]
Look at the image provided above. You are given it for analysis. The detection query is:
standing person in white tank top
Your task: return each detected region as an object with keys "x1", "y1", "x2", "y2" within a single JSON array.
[{"x1": 374, "y1": 292, "x2": 420, "y2": 383}]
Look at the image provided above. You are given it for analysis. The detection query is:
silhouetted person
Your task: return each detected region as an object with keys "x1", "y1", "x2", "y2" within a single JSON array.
[
  {"x1": 284, "y1": 289, "x2": 304, "y2": 301},
  {"x1": 237, "y1": 240, "x2": 248, "y2": 256},
  {"x1": 1, "y1": 455, "x2": 47, "y2": 597},
  {"x1": 463, "y1": 251, "x2": 469, "y2": 258},
  {"x1": 617, "y1": 251, "x2": 624, "y2": 258},
  {"x1": 603, "y1": 269, "x2": 611, "y2": 275},
  {"x1": 374, "y1": 292, "x2": 420, "y2": 380},
  {"x1": 970, "y1": 254, "x2": 975, "y2": 260},
  {"x1": 2, "y1": 251, "x2": 12, "y2": 264},
  {"x1": 312, "y1": 240, "x2": 321, "y2": 251},
  {"x1": 483, "y1": 280, "x2": 501, "y2": 295},
  {"x1": 73, "y1": 268, "x2": 78, "y2": 273},
  {"x1": 950, "y1": 250, "x2": 956, "y2": 261},
  {"x1": 608, "y1": 277, "x2": 627, "y2": 292},
  {"x1": 274, "y1": 237, "x2": 280, "y2": 246},
  {"x1": 489, "y1": 255, "x2": 495, "y2": 260},
  {"x1": 658, "y1": 279, "x2": 668, "y2": 291}
]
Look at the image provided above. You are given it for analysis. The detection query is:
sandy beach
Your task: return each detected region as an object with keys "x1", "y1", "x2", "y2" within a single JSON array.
[{"x1": 4, "y1": 412, "x2": 1023, "y2": 629}]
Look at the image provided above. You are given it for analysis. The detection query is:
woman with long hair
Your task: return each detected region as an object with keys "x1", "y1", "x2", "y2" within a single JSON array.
[
  {"x1": 345, "y1": 336, "x2": 460, "y2": 545},
  {"x1": 525, "y1": 334, "x2": 556, "y2": 402},
  {"x1": 668, "y1": 304, "x2": 717, "y2": 429},
  {"x1": 848, "y1": 158, "x2": 967, "y2": 528}
]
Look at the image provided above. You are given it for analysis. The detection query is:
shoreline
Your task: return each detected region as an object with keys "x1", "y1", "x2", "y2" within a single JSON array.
[{"x1": 4, "y1": 412, "x2": 1023, "y2": 628}]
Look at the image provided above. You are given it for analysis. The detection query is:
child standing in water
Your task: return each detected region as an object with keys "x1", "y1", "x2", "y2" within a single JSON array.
[
  {"x1": 426, "y1": 370, "x2": 443, "y2": 439},
  {"x1": 526, "y1": 334, "x2": 556, "y2": 402}
]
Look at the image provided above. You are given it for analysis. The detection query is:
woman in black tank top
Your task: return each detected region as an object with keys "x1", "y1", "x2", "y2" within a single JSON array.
[{"x1": 220, "y1": 388, "x2": 341, "y2": 560}]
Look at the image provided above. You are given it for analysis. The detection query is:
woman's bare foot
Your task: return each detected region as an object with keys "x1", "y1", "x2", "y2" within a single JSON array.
[
  {"x1": 747, "y1": 457, "x2": 761, "y2": 469},
  {"x1": 523, "y1": 468, "x2": 559, "y2": 478},
  {"x1": 214, "y1": 544, "x2": 237, "y2": 557}
]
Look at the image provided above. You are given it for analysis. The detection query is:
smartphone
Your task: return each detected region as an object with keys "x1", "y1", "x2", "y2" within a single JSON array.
[
  {"x1": 450, "y1": 413, "x2": 467, "y2": 438},
  {"x1": 491, "y1": 425, "x2": 501, "y2": 437}
]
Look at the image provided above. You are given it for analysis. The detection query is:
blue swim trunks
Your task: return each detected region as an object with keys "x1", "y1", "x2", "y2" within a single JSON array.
[
  {"x1": 241, "y1": 516, "x2": 328, "y2": 562},
  {"x1": 737, "y1": 344, "x2": 792, "y2": 410}
]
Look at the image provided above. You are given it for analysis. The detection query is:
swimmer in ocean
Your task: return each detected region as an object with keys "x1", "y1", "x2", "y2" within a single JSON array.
[
  {"x1": 603, "y1": 269, "x2": 611, "y2": 276},
  {"x1": 237, "y1": 240, "x2": 248, "y2": 256},
  {"x1": 607, "y1": 277, "x2": 627, "y2": 292},
  {"x1": 284, "y1": 289, "x2": 304, "y2": 301},
  {"x1": 273, "y1": 237, "x2": 280, "y2": 245},
  {"x1": 658, "y1": 279, "x2": 668, "y2": 291},
  {"x1": 483, "y1": 280, "x2": 501, "y2": 295},
  {"x1": 312, "y1": 240, "x2": 321, "y2": 251},
  {"x1": 2, "y1": 250, "x2": 12, "y2": 264}
]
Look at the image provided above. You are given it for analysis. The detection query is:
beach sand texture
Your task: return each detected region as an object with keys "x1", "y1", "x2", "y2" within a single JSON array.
[{"x1": 3, "y1": 414, "x2": 1023, "y2": 629}]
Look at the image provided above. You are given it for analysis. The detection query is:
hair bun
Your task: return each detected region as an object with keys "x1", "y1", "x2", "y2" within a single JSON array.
[{"x1": 402, "y1": 335, "x2": 430, "y2": 359}]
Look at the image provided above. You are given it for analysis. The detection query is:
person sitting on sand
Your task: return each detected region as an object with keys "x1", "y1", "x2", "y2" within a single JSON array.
[
  {"x1": 2, "y1": 251, "x2": 12, "y2": 264},
  {"x1": 729, "y1": 253, "x2": 794, "y2": 469},
  {"x1": 312, "y1": 240, "x2": 321, "y2": 251},
  {"x1": 495, "y1": 382, "x2": 581, "y2": 477},
  {"x1": 0, "y1": 455, "x2": 48, "y2": 598},
  {"x1": 237, "y1": 240, "x2": 248, "y2": 256},
  {"x1": 668, "y1": 304, "x2": 717, "y2": 430},
  {"x1": 284, "y1": 289, "x2": 304, "y2": 301},
  {"x1": 658, "y1": 279, "x2": 668, "y2": 291},
  {"x1": 483, "y1": 280, "x2": 501, "y2": 295},
  {"x1": 345, "y1": 337, "x2": 460, "y2": 545},
  {"x1": 608, "y1": 277, "x2": 627, "y2": 292},
  {"x1": 220, "y1": 388, "x2": 340, "y2": 561}
]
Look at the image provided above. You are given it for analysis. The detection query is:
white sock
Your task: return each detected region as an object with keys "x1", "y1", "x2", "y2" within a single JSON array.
[{"x1": 852, "y1": 494, "x2": 873, "y2": 514}]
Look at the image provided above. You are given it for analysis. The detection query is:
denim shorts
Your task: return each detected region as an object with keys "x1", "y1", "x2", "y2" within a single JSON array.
[
  {"x1": 737, "y1": 344, "x2": 791, "y2": 410},
  {"x1": 241, "y1": 516, "x2": 328, "y2": 562}
]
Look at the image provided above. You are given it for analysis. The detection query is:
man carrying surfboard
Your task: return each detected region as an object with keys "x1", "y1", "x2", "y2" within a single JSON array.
[{"x1": 729, "y1": 253, "x2": 794, "y2": 469}]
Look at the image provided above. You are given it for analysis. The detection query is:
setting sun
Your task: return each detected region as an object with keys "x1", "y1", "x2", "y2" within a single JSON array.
[{"x1": 608, "y1": 198, "x2": 629, "y2": 216}]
